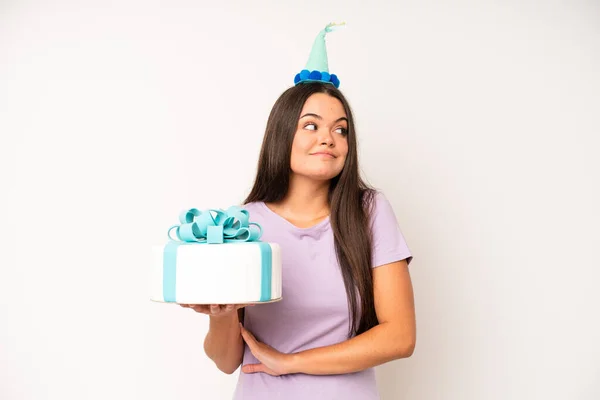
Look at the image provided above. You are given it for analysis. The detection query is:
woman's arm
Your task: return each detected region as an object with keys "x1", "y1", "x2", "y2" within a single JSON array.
[
  {"x1": 290, "y1": 259, "x2": 416, "y2": 374},
  {"x1": 240, "y1": 259, "x2": 415, "y2": 376},
  {"x1": 200, "y1": 305, "x2": 246, "y2": 374}
]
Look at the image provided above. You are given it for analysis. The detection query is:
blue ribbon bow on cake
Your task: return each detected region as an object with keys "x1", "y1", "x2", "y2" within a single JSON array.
[{"x1": 168, "y1": 206, "x2": 263, "y2": 244}]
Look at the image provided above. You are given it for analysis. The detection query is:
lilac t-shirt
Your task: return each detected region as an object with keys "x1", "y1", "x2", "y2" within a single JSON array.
[{"x1": 233, "y1": 191, "x2": 413, "y2": 400}]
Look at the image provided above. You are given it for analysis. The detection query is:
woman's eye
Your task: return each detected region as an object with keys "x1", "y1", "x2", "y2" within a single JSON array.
[
  {"x1": 335, "y1": 127, "x2": 348, "y2": 135},
  {"x1": 305, "y1": 123, "x2": 317, "y2": 131}
]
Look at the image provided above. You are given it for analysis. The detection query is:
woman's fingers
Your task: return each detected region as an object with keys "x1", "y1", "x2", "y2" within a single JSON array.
[
  {"x1": 207, "y1": 304, "x2": 234, "y2": 316},
  {"x1": 190, "y1": 304, "x2": 210, "y2": 313},
  {"x1": 180, "y1": 303, "x2": 255, "y2": 315}
]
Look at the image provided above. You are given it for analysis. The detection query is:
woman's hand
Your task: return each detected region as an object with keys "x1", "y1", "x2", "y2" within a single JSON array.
[
  {"x1": 179, "y1": 303, "x2": 253, "y2": 318},
  {"x1": 239, "y1": 323, "x2": 296, "y2": 376}
]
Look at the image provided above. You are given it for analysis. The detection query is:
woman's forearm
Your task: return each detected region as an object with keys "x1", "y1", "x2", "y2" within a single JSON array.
[
  {"x1": 289, "y1": 322, "x2": 415, "y2": 375},
  {"x1": 203, "y1": 312, "x2": 244, "y2": 374}
]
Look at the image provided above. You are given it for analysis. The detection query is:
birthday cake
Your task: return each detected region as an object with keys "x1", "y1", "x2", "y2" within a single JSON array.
[{"x1": 150, "y1": 206, "x2": 282, "y2": 304}]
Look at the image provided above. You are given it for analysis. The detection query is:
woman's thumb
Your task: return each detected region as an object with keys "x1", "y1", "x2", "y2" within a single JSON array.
[{"x1": 241, "y1": 363, "x2": 264, "y2": 374}]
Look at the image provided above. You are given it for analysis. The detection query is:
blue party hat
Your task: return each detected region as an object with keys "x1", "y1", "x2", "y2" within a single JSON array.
[{"x1": 294, "y1": 22, "x2": 346, "y2": 88}]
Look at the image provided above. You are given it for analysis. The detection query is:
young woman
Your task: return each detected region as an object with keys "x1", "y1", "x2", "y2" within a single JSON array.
[{"x1": 181, "y1": 81, "x2": 416, "y2": 399}]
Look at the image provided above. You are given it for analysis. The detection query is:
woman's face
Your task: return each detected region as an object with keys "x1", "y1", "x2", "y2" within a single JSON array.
[{"x1": 290, "y1": 93, "x2": 349, "y2": 182}]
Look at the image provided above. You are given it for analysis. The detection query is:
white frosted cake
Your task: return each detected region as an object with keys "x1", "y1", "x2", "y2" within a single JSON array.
[{"x1": 150, "y1": 207, "x2": 282, "y2": 304}]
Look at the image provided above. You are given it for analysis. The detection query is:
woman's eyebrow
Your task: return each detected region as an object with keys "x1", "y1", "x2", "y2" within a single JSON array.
[
  {"x1": 300, "y1": 113, "x2": 348, "y2": 123},
  {"x1": 300, "y1": 113, "x2": 322, "y2": 120}
]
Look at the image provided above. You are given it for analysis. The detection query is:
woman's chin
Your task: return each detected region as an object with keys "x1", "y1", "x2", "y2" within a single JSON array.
[{"x1": 295, "y1": 169, "x2": 342, "y2": 182}]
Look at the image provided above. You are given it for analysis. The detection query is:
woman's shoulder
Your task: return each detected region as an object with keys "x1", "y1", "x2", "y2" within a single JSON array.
[
  {"x1": 363, "y1": 188, "x2": 391, "y2": 214},
  {"x1": 241, "y1": 201, "x2": 263, "y2": 212},
  {"x1": 364, "y1": 189, "x2": 404, "y2": 231},
  {"x1": 239, "y1": 201, "x2": 268, "y2": 221}
]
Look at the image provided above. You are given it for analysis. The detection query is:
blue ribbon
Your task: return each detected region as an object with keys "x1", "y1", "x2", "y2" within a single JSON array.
[
  {"x1": 167, "y1": 206, "x2": 263, "y2": 244},
  {"x1": 162, "y1": 206, "x2": 272, "y2": 302}
]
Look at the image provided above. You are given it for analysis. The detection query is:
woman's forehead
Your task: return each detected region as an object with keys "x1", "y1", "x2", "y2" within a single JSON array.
[{"x1": 300, "y1": 93, "x2": 347, "y2": 118}]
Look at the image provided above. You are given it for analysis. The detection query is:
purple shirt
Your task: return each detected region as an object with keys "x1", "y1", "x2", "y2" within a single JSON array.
[{"x1": 233, "y1": 191, "x2": 413, "y2": 400}]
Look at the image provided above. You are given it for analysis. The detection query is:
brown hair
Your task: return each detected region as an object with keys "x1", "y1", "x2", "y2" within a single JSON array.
[{"x1": 244, "y1": 82, "x2": 377, "y2": 337}]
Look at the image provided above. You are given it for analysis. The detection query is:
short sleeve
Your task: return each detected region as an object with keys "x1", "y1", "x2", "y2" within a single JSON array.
[{"x1": 370, "y1": 191, "x2": 413, "y2": 268}]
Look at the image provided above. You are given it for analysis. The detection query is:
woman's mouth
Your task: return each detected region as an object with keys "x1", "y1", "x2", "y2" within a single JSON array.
[{"x1": 311, "y1": 152, "x2": 335, "y2": 158}]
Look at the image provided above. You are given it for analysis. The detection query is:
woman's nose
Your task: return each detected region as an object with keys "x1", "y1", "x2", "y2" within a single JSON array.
[{"x1": 318, "y1": 130, "x2": 334, "y2": 146}]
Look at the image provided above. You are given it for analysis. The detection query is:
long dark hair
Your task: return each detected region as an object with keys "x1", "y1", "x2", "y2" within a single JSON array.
[{"x1": 244, "y1": 82, "x2": 377, "y2": 338}]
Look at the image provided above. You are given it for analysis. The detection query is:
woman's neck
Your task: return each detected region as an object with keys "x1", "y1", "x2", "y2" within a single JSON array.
[{"x1": 269, "y1": 174, "x2": 330, "y2": 221}]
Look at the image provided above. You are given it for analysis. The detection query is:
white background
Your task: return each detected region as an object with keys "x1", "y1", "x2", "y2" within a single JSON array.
[{"x1": 1, "y1": 1, "x2": 599, "y2": 399}]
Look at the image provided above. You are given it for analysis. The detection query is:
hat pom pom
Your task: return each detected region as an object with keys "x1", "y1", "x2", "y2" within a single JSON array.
[
  {"x1": 330, "y1": 74, "x2": 340, "y2": 88},
  {"x1": 309, "y1": 70, "x2": 322, "y2": 80},
  {"x1": 299, "y1": 70, "x2": 311, "y2": 80}
]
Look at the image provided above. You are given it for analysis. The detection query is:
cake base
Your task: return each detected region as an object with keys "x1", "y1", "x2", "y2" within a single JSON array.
[
  {"x1": 150, "y1": 297, "x2": 283, "y2": 305},
  {"x1": 150, "y1": 241, "x2": 282, "y2": 304}
]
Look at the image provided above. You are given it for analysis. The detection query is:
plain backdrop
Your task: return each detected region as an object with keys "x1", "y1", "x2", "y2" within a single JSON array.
[{"x1": 1, "y1": 1, "x2": 599, "y2": 399}]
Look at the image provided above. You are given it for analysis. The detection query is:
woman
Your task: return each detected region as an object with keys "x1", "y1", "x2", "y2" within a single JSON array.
[{"x1": 181, "y1": 81, "x2": 416, "y2": 399}]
